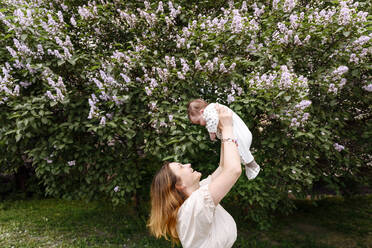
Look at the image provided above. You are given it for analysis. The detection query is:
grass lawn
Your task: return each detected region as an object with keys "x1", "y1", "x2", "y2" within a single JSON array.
[{"x1": 0, "y1": 195, "x2": 371, "y2": 248}]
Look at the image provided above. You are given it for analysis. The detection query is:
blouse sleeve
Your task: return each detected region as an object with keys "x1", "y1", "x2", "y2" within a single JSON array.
[
  {"x1": 203, "y1": 103, "x2": 219, "y2": 133},
  {"x1": 199, "y1": 175, "x2": 212, "y2": 187},
  {"x1": 177, "y1": 184, "x2": 216, "y2": 247},
  {"x1": 199, "y1": 184, "x2": 216, "y2": 219}
]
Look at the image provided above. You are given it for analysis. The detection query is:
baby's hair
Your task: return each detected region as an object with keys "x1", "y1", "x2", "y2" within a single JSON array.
[{"x1": 187, "y1": 99, "x2": 208, "y2": 120}]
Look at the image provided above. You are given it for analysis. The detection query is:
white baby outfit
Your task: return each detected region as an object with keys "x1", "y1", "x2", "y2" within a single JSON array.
[
  {"x1": 202, "y1": 103, "x2": 260, "y2": 180},
  {"x1": 177, "y1": 176, "x2": 237, "y2": 248}
]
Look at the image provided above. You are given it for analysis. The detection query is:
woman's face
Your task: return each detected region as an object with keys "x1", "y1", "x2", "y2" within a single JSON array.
[{"x1": 169, "y1": 162, "x2": 201, "y2": 189}]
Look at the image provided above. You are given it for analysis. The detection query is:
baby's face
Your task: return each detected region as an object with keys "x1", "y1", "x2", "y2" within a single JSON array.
[{"x1": 190, "y1": 114, "x2": 206, "y2": 126}]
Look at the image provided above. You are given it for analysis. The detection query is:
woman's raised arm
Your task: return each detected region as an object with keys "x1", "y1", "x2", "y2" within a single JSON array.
[
  {"x1": 209, "y1": 104, "x2": 242, "y2": 205},
  {"x1": 210, "y1": 141, "x2": 224, "y2": 181}
]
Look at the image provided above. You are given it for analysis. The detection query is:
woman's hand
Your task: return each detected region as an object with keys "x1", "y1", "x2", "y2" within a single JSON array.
[{"x1": 215, "y1": 104, "x2": 233, "y2": 136}]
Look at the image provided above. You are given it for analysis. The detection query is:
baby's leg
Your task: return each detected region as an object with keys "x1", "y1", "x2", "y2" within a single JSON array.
[
  {"x1": 244, "y1": 159, "x2": 260, "y2": 180},
  {"x1": 232, "y1": 114, "x2": 260, "y2": 179},
  {"x1": 236, "y1": 139, "x2": 260, "y2": 180}
]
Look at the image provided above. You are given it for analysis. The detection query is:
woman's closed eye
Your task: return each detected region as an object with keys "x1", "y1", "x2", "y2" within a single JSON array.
[{"x1": 179, "y1": 164, "x2": 189, "y2": 169}]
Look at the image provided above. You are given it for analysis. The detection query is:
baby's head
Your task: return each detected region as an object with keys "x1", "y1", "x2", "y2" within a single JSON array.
[{"x1": 187, "y1": 99, "x2": 208, "y2": 126}]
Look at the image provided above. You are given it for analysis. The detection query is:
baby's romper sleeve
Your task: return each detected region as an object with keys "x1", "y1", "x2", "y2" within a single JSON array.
[{"x1": 203, "y1": 103, "x2": 219, "y2": 134}]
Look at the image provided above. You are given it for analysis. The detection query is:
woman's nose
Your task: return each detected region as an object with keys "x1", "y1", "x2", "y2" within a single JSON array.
[{"x1": 184, "y1": 163, "x2": 191, "y2": 168}]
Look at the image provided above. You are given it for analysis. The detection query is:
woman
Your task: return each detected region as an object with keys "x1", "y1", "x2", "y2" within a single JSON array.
[{"x1": 148, "y1": 104, "x2": 241, "y2": 247}]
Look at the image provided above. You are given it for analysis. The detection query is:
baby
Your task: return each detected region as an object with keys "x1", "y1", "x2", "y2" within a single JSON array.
[{"x1": 187, "y1": 99, "x2": 260, "y2": 180}]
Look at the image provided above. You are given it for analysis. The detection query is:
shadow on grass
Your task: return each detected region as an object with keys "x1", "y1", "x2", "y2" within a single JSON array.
[
  {"x1": 0, "y1": 198, "x2": 170, "y2": 247},
  {"x1": 0, "y1": 195, "x2": 371, "y2": 248}
]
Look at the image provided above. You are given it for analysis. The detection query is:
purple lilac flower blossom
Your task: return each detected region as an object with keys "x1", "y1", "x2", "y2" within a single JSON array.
[
  {"x1": 295, "y1": 100, "x2": 312, "y2": 110},
  {"x1": 68, "y1": 161, "x2": 76, "y2": 166},
  {"x1": 362, "y1": 84, "x2": 372, "y2": 92},
  {"x1": 334, "y1": 143, "x2": 345, "y2": 152},
  {"x1": 100, "y1": 116, "x2": 106, "y2": 125},
  {"x1": 284, "y1": 0, "x2": 296, "y2": 13},
  {"x1": 333, "y1": 66, "x2": 349, "y2": 76}
]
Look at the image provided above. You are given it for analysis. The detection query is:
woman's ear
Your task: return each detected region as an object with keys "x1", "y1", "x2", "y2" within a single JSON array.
[{"x1": 200, "y1": 109, "x2": 204, "y2": 114}]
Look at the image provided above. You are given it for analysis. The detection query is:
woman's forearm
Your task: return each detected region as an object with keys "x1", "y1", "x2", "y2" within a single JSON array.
[
  {"x1": 221, "y1": 127, "x2": 241, "y2": 174},
  {"x1": 211, "y1": 142, "x2": 224, "y2": 181},
  {"x1": 219, "y1": 142, "x2": 224, "y2": 167},
  {"x1": 209, "y1": 125, "x2": 241, "y2": 205}
]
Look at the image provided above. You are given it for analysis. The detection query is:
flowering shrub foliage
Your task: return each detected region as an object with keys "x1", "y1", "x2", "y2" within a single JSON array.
[{"x1": 0, "y1": 0, "x2": 371, "y2": 222}]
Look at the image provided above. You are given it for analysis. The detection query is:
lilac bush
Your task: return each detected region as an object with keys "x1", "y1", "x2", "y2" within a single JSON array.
[{"x1": 0, "y1": 0, "x2": 371, "y2": 223}]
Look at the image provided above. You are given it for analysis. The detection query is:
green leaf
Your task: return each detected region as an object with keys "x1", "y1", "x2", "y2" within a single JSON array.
[
  {"x1": 330, "y1": 100, "x2": 337, "y2": 106},
  {"x1": 41, "y1": 117, "x2": 48, "y2": 124},
  {"x1": 107, "y1": 122, "x2": 117, "y2": 128},
  {"x1": 275, "y1": 91, "x2": 285, "y2": 99},
  {"x1": 166, "y1": 139, "x2": 180, "y2": 145},
  {"x1": 16, "y1": 133, "x2": 22, "y2": 142},
  {"x1": 307, "y1": 133, "x2": 315, "y2": 139},
  {"x1": 125, "y1": 130, "x2": 136, "y2": 139},
  {"x1": 68, "y1": 57, "x2": 77, "y2": 65},
  {"x1": 50, "y1": 101, "x2": 58, "y2": 107},
  {"x1": 335, "y1": 26, "x2": 344, "y2": 33},
  {"x1": 227, "y1": 35, "x2": 236, "y2": 42},
  {"x1": 351, "y1": 69, "x2": 360, "y2": 77},
  {"x1": 233, "y1": 105, "x2": 242, "y2": 111},
  {"x1": 162, "y1": 155, "x2": 175, "y2": 161}
]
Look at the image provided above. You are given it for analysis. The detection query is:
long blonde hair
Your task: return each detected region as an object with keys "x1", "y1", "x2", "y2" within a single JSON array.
[{"x1": 147, "y1": 162, "x2": 186, "y2": 244}]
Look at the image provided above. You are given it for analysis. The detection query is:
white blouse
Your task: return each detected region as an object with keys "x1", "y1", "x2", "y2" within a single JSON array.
[{"x1": 176, "y1": 176, "x2": 237, "y2": 248}]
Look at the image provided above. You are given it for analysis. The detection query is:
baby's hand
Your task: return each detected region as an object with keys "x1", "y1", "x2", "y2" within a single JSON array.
[{"x1": 209, "y1": 132, "x2": 216, "y2": 141}]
